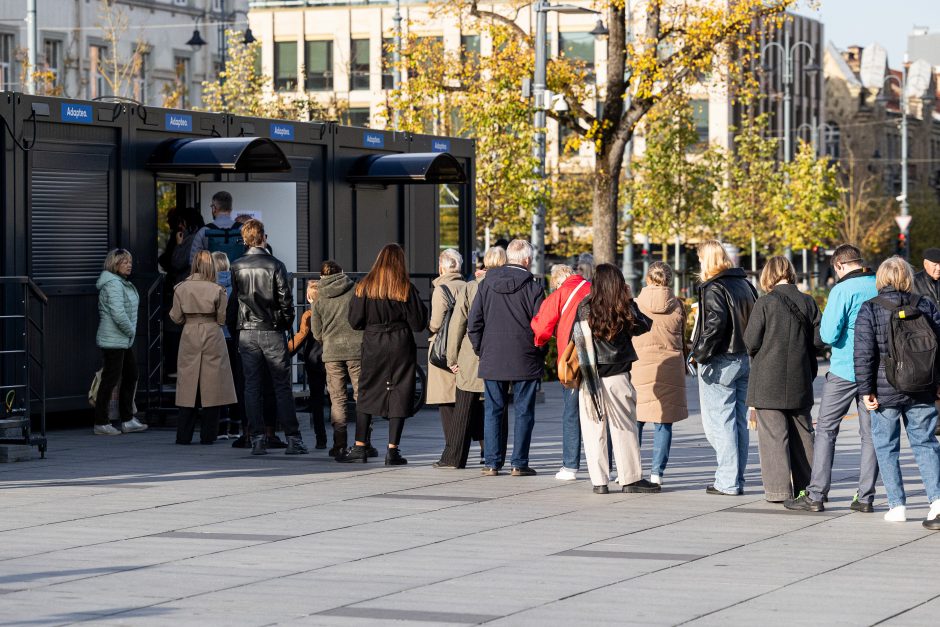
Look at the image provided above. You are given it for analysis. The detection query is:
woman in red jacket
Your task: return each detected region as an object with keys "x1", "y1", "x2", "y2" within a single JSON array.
[{"x1": 531, "y1": 263, "x2": 591, "y2": 481}]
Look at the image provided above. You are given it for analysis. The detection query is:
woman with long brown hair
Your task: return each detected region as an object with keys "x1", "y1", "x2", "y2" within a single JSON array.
[
  {"x1": 338, "y1": 244, "x2": 428, "y2": 464},
  {"x1": 573, "y1": 263, "x2": 655, "y2": 494}
]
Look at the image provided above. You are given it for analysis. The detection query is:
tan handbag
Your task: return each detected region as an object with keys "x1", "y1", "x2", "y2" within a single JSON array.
[{"x1": 558, "y1": 339, "x2": 581, "y2": 389}]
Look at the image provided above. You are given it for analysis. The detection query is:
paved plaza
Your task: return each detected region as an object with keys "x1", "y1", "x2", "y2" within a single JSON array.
[{"x1": 1, "y1": 372, "x2": 938, "y2": 626}]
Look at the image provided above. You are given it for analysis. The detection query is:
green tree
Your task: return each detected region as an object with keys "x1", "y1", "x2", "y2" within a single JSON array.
[
  {"x1": 776, "y1": 141, "x2": 843, "y2": 251},
  {"x1": 631, "y1": 99, "x2": 721, "y2": 287}
]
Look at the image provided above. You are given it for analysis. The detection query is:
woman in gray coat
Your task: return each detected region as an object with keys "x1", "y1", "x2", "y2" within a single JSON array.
[{"x1": 744, "y1": 256, "x2": 824, "y2": 503}]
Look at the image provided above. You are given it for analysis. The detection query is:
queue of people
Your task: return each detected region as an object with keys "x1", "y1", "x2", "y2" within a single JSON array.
[{"x1": 96, "y1": 222, "x2": 940, "y2": 530}]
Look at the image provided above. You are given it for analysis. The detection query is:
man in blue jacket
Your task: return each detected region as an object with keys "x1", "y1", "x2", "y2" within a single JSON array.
[
  {"x1": 468, "y1": 239, "x2": 545, "y2": 477},
  {"x1": 786, "y1": 244, "x2": 879, "y2": 512}
]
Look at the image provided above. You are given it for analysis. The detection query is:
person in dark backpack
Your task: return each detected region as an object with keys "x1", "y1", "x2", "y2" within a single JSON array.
[
  {"x1": 744, "y1": 257, "x2": 824, "y2": 505},
  {"x1": 190, "y1": 191, "x2": 244, "y2": 264},
  {"x1": 854, "y1": 256, "x2": 940, "y2": 529}
]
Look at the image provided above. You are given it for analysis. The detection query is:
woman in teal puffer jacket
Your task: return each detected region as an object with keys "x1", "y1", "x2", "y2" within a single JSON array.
[{"x1": 93, "y1": 249, "x2": 147, "y2": 435}]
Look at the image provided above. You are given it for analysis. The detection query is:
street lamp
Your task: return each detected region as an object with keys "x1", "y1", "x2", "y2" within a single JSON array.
[
  {"x1": 795, "y1": 119, "x2": 837, "y2": 158},
  {"x1": 531, "y1": 1, "x2": 604, "y2": 278},
  {"x1": 186, "y1": 15, "x2": 209, "y2": 49},
  {"x1": 185, "y1": 3, "x2": 256, "y2": 83},
  {"x1": 877, "y1": 55, "x2": 911, "y2": 259}
]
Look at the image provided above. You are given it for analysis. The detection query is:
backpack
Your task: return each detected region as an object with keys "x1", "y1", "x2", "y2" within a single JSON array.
[
  {"x1": 205, "y1": 222, "x2": 245, "y2": 262},
  {"x1": 429, "y1": 284, "x2": 456, "y2": 370},
  {"x1": 872, "y1": 295, "x2": 939, "y2": 394}
]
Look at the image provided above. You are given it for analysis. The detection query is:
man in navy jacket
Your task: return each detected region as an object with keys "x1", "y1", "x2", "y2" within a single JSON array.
[{"x1": 468, "y1": 239, "x2": 545, "y2": 476}]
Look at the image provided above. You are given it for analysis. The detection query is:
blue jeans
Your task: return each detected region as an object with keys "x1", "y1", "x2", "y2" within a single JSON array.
[
  {"x1": 561, "y1": 387, "x2": 582, "y2": 471},
  {"x1": 484, "y1": 379, "x2": 537, "y2": 469},
  {"x1": 698, "y1": 353, "x2": 750, "y2": 494},
  {"x1": 637, "y1": 422, "x2": 673, "y2": 477},
  {"x1": 870, "y1": 403, "x2": 940, "y2": 508}
]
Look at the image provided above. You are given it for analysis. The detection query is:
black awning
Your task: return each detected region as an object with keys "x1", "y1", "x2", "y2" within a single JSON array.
[
  {"x1": 146, "y1": 137, "x2": 291, "y2": 174},
  {"x1": 346, "y1": 152, "x2": 467, "y2": 185}
]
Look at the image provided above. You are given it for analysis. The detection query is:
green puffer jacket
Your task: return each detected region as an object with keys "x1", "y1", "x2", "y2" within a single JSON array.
[
  {"x1": 311, "y1": 272, "x2": 363, "y2": 362},
  {"x1": 96, "y1": 271, "x2": 140, "y2": 349}
]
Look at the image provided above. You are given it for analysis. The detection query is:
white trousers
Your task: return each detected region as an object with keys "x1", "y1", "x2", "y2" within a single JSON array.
[{"x1": 578, "y1": 372, "x2": 642, "y2": 487}]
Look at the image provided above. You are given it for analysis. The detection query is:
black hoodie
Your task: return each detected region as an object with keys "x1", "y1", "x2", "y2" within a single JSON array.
[{"x1": 467, "y1": 264, "x2": 545, "y2": 380}]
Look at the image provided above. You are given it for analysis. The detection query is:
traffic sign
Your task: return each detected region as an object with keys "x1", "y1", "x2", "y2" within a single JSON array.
[{"x1": 895, "y1": 215, "x2": 912, "y2": 232}]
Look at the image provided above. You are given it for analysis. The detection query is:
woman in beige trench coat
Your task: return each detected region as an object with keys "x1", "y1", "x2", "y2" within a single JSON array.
[
  {"x1": 170, "y1": 251, "x2": 237, "y2": 445},
  {"x1": 632, "y1": 261, "x2": 689, "y2": 486}
]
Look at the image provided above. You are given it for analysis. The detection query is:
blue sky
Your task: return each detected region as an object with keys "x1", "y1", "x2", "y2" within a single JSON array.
[{"x1": 795, "y1": 0, "x2": 937, "y2": 65}]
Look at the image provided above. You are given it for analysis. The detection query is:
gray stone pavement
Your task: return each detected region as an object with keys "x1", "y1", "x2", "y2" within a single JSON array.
[{"x1": 1, "y1": 369, "x2": 938, "y2": 626}]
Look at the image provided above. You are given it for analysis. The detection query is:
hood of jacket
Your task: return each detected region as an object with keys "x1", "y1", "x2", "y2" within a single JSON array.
[
  {"x1": 319, "y1": 272, "x2": 355, "y2": 298},
  {"x1": 97, "y1": 270, "x2": 127, "y2": 290},
  {"x1": 216, "y1": 270, "x2": 232, "y2": 289},
  {"x1": 484, "y1": 264, "x2": 534, "y2": 294},
  {"x1": 433, "y1": 271, "x2": 464, "y2": 287},
  {"x1": 638, "y1": 285, "x2": 679, "y2": 315}
]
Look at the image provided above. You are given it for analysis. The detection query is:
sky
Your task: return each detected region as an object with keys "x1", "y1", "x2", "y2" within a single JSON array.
[{"x1": 794, "y1": 0, "x2": 937, "y2": 65}]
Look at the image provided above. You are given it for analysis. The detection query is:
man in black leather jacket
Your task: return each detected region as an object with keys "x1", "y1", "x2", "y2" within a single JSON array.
[{"x1": 230, "y1": 219, "x2": 307, "y2": 456}]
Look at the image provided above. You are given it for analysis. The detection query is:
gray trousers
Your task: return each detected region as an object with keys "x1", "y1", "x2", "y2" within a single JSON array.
[
  {"x1": 755, "y1": 408, "x2": 814, "y2": 502},
  {"x1": 807, "y1": 372, "x2": 879, "y2": 504}
]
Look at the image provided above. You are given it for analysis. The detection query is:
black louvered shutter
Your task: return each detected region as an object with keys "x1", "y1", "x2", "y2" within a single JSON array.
[{"x1": 296, "y1": 180, "x2": 309, "y2": 272}]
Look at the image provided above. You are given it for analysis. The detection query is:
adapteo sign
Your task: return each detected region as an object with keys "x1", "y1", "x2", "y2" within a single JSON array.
[
  {"x1": 61, "y1": 103, "x2": 93, "y2": 124},
  {"x1": 431, "y1": 139, "x2": 451, "y2": 153},
  {"x1": 363, "y1": 131, "x2": 385, "y2": 148},
  {"x1": 165, "y1": 113, "x2": 193, "y2": 132},
  {"x1": 270, "y1": 123, "x2": 295, "y2": 141}
]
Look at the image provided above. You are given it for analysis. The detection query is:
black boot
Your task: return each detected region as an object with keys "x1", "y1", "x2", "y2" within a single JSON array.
[
  {"x1": 285, "y1": 436, "x2": 309, "y2": 455},
  {"x1": 251, "y1": 435, "x2": 268, "y2": 456},
  {"x1": 336, "y1": 445, "x2": 368, "y2": 463},
  {"x1": 385, "y1": 447, "x2": 408, "y2": 466}
]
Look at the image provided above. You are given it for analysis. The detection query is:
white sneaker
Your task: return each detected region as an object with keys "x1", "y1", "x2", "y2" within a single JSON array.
[
  {"x1": 927, "y1": 500, "x2": 940, "y2": 521},
  {"x1": 554, "y1": 468, "x2": 577, "y2": 481},
  {"x1": 121, "y1": 418, "x2": 149, "y2": 433},
  {"x1": 884, "y1": 505, "x2": 907, "y2": 522},
  {"x1": 94, "y1": 424, "x2": 122, "y2": 436},
  {"x1": 650, "y1": 475, "x2": 662, "y2": 486}
]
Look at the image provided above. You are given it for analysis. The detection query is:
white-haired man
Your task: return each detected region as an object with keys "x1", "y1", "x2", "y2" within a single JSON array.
[{"x1": 468, "y1": 239, "x2": 545, "y2": 476}]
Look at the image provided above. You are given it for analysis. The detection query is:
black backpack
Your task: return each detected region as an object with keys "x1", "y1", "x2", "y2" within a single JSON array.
[
  {"x1": 873, "y1": 295, "x2": 939, "y2": 394},
  {"x1": 205, "y1": 222, "x2": 245, "y2": 263},
  {"x1": 429, "y1": 285, "x2": 456, "y2": 370}
]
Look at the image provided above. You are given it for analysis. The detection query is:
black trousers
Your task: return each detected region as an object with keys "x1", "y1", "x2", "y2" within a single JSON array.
[
  {"x1": 238, "y1": 330, "x2": 300, "y2": 439},
  {"x1": 305, "y1": 363, "x2": 327, "y2": 443},
  {"x1": 439, "y1": 390, "x2": 488, "y2": 468},
  {"x1": 94, "y1": 348, "x2": 138, "y2": 425},
  {"x1": 356, "y1": 413, "x2": 405, "y2": 447},
  {"x1": 176, "y1": 390, "x2": 220, "y2": 445}
]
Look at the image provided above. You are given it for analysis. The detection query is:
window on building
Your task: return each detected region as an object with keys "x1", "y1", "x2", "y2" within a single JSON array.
[
  {"x1": 173, "y1": 0, "x2": 189, "y2": 7},
  {"x1": 173, "y1": 55, "x2": 191, "y2": 107},
  {"x1": 0, "y1": 34, "x2": 14, "y2": 91},
  {"x1": 134, "y1": 52, "x2": 149, "y2": 105},
  {"x1": 42, "y1": 38, "x2": 62, "y2": 85},
  {"x1": 350, "y1": 38, "x2": 370, "y2": 91},
  {"x1": 461, "y1": 34, "x2": 480, "y2": 65},
  {"x1": 345, "y1": 107, "x2": 370, "y2": 128},
  {"x1": 305, "y1": 40, "x2": 333, "y2": 91},
  {"x1": 824, "y1": 123, "x2": 840, "y2": 160},
  {"x1": 558, "y1": 32, "x2": 595, "y2": 82},
  {"x1": 382, "y1": 37, "x2": 394, "y2": 90},
  {"x1": 407, "y1": 36, "x2": 443, "y2": 79},
  {"x1": 90, "y1": 44, "x2": 108, "y2": 99},
  {"x1": 691, "y1": 99, "x2": 709, "y2": 145},
  {"x1": 274, "y1": 41, "x2": 297, "y2": 91},
  {"x1": 211, "y1": 0, "x2": 223, "y2": 12}
]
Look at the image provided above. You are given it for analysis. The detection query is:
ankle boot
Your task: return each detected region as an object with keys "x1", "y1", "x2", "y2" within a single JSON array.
[
  {"x1": 250, "y1": 435, "x2": 268, "y2": 456},
  {"x1": 336, "y1": 445, "x2": 368, "y2": 463},
  {"x1": 385, "y1": 447, "x2": 408, "y2": 466}
]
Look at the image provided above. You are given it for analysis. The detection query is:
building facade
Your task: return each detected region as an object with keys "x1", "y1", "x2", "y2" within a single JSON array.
[{"x1": 0, "y1": 0, "x2": 249, "y2": 107}]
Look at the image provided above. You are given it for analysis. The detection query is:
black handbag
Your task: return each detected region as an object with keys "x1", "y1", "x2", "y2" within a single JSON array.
[{"x1": 429, "y1": 284, "x2": 456, "y2": 370}]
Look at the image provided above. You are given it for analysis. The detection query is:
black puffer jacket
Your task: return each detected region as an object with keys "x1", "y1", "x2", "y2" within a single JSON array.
[
  {"x1": 913, "y1": 270, "x2": 940, "y2": 307},
  {"x1": 467, "y1": 264, "x2": 545, "y2": 381},
  {"x1": 692, "y1": 268, "x2": 758, "y2": 364},
  {"x1": 230, "y1": 247, "x2": 294, "y2": 331},
  {"x1": 854, "y1": 288, "x2": 940, "y2": 408}
]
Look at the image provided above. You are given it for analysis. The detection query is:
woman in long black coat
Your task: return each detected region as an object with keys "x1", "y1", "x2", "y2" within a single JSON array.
[{"x1": 339, "y1": 243, "x2": 428, "y2": 465}]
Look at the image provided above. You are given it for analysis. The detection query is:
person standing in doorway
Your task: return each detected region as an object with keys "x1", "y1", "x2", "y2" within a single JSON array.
[
  {"x1": 690, "y1": 240, "x2": 758, "y2": 496},
  {"x1": 337, "y1": 244, "x2": 428, "y2": 465},
  {"x1": 230, "y1": 219, "x2": 308, "y2": 456},
  {"x1": 633, "y1": 261, "x2": 688, "y2": 487},
  {"x1": 786, "y1": 244, "x2": 879, "y2": 513},
  {"x1": 531, "y1": 263, "x2": 591, "y2": 481},
  {"x1": 468, "y1": 239, "x2": 545, "y2": 477},
  {"x1": 190, "y1": 191, "x2": 245, "y2": 264}
]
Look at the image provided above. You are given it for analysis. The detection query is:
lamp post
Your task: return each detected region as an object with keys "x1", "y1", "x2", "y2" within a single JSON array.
[
  {"x1": 795, "y1": 118, "x2": 836, "y2": 158},
  {"x1": 762, "y1": 27, "x2": 819, "y2": 267},
  {"x1": 186, "y1": 3, "x2": 256, "y2": 86},
  {"x1": 619, "y1": 1, "x2": 636, "y2": 290},
  {"x1": 531, "y1": 1, "x2": 603, "y2": 278},
  {"x1": 879, "y1": 56, "x2": 910, "y2": 259},
  {"x1": 392, "y1": 0, "x2": 402, "y2": 130}
]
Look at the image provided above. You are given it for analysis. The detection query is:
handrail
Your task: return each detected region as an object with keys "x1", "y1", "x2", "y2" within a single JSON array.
[{"x1": 0, "y1": 276, "x2": 49, "y2": 305}]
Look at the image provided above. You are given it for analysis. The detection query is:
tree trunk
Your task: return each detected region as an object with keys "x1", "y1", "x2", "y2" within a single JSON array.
[{"x1": 592, "y1": 138, "x2": 628, "y2": 265}]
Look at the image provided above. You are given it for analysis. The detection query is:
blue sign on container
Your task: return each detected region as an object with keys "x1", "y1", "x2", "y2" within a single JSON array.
[
  {"x1": 165, "y1": 113, "x2": 193, "y2": 132},
  {"x1": 270, "y1": 123, "x2": 295, "y2": 141},
  {"x1": 363, "y1": 131, "x2": 385, "y2": 149},
  {"x1": 432, "y1": 139, "x2": 451, "y2": 153},
  {"x1": 61, "y1": 102, "x2": 93, "y2": 124}
]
